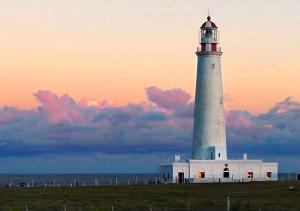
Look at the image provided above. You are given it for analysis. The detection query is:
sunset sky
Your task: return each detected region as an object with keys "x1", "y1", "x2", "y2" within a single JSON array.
[
  {"x1": 0, "y1": 0, "x2": 299, "y2": 173},
  {"x1": 0, "y1": 0, "x2": 299, "y2": 113}
]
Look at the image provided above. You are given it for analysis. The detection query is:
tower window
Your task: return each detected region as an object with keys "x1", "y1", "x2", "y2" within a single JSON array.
[
  {"x1": 212, "y1": 63, "x2": 215, "y2": 69},
  {"x1": 218, "y1": 153, "x2": 221, "y2": 157}
]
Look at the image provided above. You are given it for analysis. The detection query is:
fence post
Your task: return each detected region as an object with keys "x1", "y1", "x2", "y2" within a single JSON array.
[
  {"x1": 63, "y1": 204, "x2": 67, "y2": 211},
  {"x1": 227, "y1": 196, "x2": 230, "y2": 211},
  {"x1": 149, "y1": 204, "x2": 152, "y2": 211}
]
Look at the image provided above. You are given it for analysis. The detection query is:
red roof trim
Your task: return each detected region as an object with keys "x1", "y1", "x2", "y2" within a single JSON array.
[{"x1": 201, "y1": 21, "x2": 218, "y2": 29}]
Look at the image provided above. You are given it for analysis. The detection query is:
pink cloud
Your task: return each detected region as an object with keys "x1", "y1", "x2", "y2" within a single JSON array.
[
  {"x1": 34, "y1": 90, "x2": 86, "y2": 124},
  {"x1": 225, "y1": 111, "x2": 253, "y2": 129},
  {"x1": 78, "y1": 99, "x2": 120, "y2": 109},
  {"x1": 146, "y1": 86, "x2": 191, "y2": 110},
  {"x1": 268, "y1": 97, "x2": 300, "y2": 114},
  {"x1": 0, "y1": 108, "x2": 20, "y2": 125},
  {"x1": 0, "y1": 86, "x2": 298, "y2": 168}
]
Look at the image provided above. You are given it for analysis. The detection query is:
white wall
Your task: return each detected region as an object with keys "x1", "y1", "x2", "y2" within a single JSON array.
[
  {"x1": 172, "y1": 163, "x2": 189, "y2": 183},
  {"x1": 160, "y1": 159, "x2": 278, "y2": 183},
  {"x1": 262, "y1": 163, "x2": 278, "y2": 180}
]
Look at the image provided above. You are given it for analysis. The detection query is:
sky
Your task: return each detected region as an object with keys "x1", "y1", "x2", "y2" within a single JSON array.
[{"x1": 0, "y1": 0, "x2": 299, "y2": 173}]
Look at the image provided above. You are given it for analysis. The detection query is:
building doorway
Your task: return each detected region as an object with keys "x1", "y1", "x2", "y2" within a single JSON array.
[{"x1": 178, "y1": 172, "x2": 184, "y2": 183}]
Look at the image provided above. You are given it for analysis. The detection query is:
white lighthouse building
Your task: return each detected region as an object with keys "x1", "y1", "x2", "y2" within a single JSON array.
[
  {"x1": 160, "y1": 16, "x2": 278, "y2": 183},
  {"x1": 192, "y1": 16, "x2": 227, "y2": 161}
]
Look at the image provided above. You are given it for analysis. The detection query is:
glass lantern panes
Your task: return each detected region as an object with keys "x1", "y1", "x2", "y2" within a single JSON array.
[{"x1": 200, "y1": 28, "x2": 218, "y2": 42}]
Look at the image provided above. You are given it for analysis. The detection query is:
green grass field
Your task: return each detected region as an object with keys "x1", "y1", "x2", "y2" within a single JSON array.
[{"x1": 0, "y1": 181, "x2": 299, "y2": 210}]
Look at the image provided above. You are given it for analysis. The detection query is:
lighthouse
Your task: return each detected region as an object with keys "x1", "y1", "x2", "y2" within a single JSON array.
[
  {"x1": 159, "y1": 15, "x2": 278, "y2": 184},
  {"x1": 192, "y1": 16, "x2": 227, "y2": 160}
]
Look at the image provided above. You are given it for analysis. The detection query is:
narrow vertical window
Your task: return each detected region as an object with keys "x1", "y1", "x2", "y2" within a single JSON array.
[{"x1": 212, "y1": 63, "x2": 215, "y2": 69}]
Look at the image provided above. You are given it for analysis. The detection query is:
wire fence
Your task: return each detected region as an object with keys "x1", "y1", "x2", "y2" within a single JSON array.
[{"x1": 0, "y1": 172, "x2": 298, "y2": 188}]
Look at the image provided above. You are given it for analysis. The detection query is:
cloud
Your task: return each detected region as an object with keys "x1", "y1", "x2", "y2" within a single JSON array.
[
  {"x1": 225, "y1": 110, "x2": 253, "y2": 129},
  {"x1": 267, "y1": 97, "x2": 300, "y2": 114},
  {"x1": 146, "y1": 86, "x2": 191, "y2": 110},
  {"x1": 227, "y1": 97, "x2": 300, "y2": 160},
  {"x1": 0, "y1": 88, "x2": 299, "y2": 172},
  {"x1": 35, "y1": 90, "x2": 85, "y2": 124}
]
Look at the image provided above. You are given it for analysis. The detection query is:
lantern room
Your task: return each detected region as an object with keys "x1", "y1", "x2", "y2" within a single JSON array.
[{"x1": 198, "y1": 16, "x2": 220, "y2": 52}]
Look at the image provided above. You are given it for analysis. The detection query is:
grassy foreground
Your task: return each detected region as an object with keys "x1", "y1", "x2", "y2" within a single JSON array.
[{"x1": 0, "y1": 181, "x2": 299, "y2": 210}]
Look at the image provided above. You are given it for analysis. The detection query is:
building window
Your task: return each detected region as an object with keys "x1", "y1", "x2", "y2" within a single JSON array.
[
  {"x1": 198, "y1": 172, "x2": 205, "y2": 178},
  {"x1": 266, "y1": 172, "x2": 272, "y2": 178},
  {"x1": 247, "y1": 172, "x2": 253, "y2": 178},
  {"x1": 212, "y1": 63, "x2": 215, "y2": 69},
  {"x1": 218, "y1": 153, "x2": 221, "y2": 158}
]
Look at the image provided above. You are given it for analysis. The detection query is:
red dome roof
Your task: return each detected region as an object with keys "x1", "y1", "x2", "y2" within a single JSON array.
[{"x1": 201, "y1": 16, "x2": 217, "y2": 29}]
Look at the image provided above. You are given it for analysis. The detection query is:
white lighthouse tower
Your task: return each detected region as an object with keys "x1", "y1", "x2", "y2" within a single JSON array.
[
  {"x1": 159, "y1": 15, "x2": 278, "y2": 184},
  {"x1": 192, "y1": 16, "x2": 227, "y2": 160}
]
